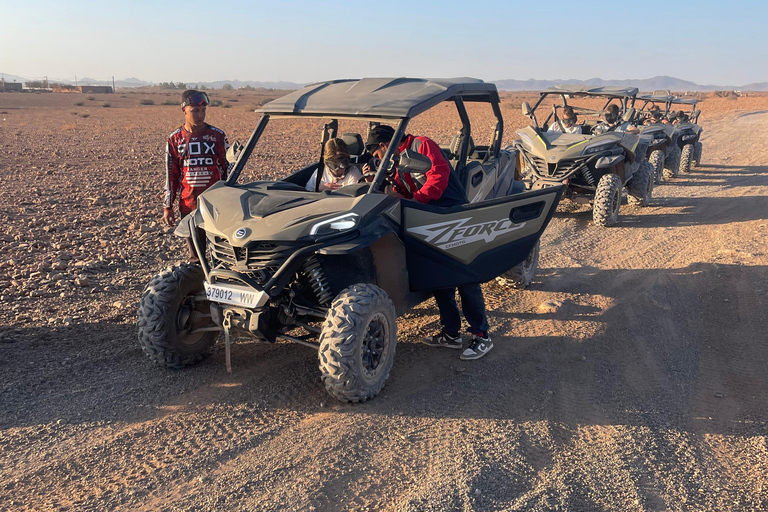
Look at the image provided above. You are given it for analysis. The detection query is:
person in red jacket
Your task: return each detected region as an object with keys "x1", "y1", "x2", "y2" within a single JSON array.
[
  {"x1": 163, "y1": 89, "x2": 230, "y2": 262},
  {"x1": 364, "y1": 125, "x2": 466, "y2": 207},
  {"x1": 364, "y1": 125, "x2": 492, "y2": 360}
]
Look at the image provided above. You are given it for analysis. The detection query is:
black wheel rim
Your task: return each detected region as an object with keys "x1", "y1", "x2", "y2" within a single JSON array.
[
  {"x1": 362, "y1": 313, "x2": 387, "y2": 374},
  {"x1": 176, "y1": 294, "x2": 210, "y2": 346}
]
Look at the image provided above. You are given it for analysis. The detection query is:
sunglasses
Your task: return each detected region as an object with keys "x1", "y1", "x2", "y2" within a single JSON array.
[
  {"x1": 325, "y1": 158, "x2": 348, "y2": 170},
  {"x1": 182, "y1": 92, "x2": 210, "y2": 107}
]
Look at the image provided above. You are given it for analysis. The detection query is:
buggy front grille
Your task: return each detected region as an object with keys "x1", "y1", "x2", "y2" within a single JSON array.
[{"x1": 209, "y1": 236, "x2": 298, "y2": 285}]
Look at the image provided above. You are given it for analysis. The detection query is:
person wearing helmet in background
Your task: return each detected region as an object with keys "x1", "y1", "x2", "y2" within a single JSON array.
[
  {"x1": 163, "y1": 89, "x2": 231, "y2": 262},
  {"x1": 594, "y1": 104, "x2": 638, "y2": 134}
]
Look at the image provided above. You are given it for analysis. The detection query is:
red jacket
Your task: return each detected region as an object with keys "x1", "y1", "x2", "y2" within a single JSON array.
[
  {"x1": 393, "y1": 134, "x2": 453, "y2": 204},
  {"x1": 164, "y1": 124, "x2": 230, "y2": 212}
]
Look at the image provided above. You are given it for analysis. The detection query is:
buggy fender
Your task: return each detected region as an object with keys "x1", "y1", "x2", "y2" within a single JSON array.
[{"x1": 174, "y1": 213, "x2": 195, "y2": 238}]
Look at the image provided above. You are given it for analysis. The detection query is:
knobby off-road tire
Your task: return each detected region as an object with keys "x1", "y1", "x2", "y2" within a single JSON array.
[
  {"x1": 693, "y1": 141, "x2": 703, "y2": 167},
  {"x1": 679, "y1": 144, "x2": 694, "y2": 174},
  {"x1": 593, "y1": 173, "x2": 622, "y2": 227},
  {"x1": 627, "y1": 161, "x2": 654, "y2": 207},
  {"x1": 318, "y1": 284, "x2": 397, "y2": 403},
  {"x1": 137, "y1": 263, "x2": 217, "y2": 369},
  {"x1": 648, "y1": 149, "x2": 665, "y2": 185},
  {"x1": 663, "y1": 144, "x2": 681, "y2": 179},
  {"x1": 496, "y1": 239, "x2": 540, "y2": 289}
]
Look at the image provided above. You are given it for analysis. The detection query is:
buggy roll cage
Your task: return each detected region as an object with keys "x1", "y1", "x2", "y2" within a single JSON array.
[
  {"x1": 225, "y1": 78, "x2": 505, "y2": 195},
  {"x1": 526, "y1": 86, "x2": 639, "y2": 131}
]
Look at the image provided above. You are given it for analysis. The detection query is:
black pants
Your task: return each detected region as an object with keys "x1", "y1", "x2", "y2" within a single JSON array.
[{"x1": 433, "y1": 283, "x2": 489, "y2": 337}]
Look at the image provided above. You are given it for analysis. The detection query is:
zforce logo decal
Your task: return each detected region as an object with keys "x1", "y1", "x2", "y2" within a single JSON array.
[{"x1": 407, "y1": 217, "x2": 525, "y2": 250}]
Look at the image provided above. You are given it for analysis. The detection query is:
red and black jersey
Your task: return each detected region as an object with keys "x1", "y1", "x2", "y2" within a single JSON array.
[
  {"x1": 391, "y1": 134, "x2": 466, "y2": 207},
  {"x1": 164, "y1": 123, "x2": 230, "y2": 212}
]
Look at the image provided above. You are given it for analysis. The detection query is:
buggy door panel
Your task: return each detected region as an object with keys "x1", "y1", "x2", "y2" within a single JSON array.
[{"x1": 401, "y1": 186, "x2": 563, "y2": 290}]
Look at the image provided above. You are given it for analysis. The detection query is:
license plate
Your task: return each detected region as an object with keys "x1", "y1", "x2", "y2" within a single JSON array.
[{"x1": 203, "y1": 282, "x2": 267, "y2": 308}]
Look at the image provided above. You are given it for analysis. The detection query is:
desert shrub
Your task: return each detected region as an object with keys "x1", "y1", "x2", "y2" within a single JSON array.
[
  {"x1": 222, "y1": 84, "x2": 234, "y2": 91},
  {"x1": 102, "y1": 103, "x2": 110, "y2": 108},
  {"x1": 161, "y1": 100, "x2": 177, "y2": 105},
  {"x1": 75, "y1": 101, "x2": 85, "y2": 106},
  {"x1": 87, "y1": 96, "x2": 96, "y2": 100},
  {"x1": 210, "y1": 99, "x2": 223, "y2": 107},
  {"x1": 81, "y1": 114, "x2": 90, "y2": 118},
  {"x1": 140, "y1": 99, "x2": 155, "y2": 105},
  {"x1": 223, "y1": 104, "x2": 232, "y2": 108},
  {"x1": 229, "y1": 98, "x2": 238, "y2": 102}
]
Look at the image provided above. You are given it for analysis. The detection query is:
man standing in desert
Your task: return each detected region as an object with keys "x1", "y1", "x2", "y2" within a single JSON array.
[{"x1": 163, "y1": 89, "x2": 231, "y2": 262}]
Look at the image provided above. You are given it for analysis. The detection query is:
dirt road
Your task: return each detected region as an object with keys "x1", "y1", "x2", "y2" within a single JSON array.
[{"x1": 1, "y1": 94, "x2": 767, "y2": 511}]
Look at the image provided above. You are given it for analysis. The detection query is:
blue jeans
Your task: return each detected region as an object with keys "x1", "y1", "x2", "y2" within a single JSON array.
[{"x1": 433, "y1": 284, "x2": 489, "y2": 337}]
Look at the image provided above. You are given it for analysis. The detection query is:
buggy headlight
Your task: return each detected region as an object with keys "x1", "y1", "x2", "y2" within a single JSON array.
[
  {"x1": 309, "y1": 213, "x2": 360, "y2": 236},
  {"x1": 582, "y1": 142, "x2": 615, "y2": 155}
]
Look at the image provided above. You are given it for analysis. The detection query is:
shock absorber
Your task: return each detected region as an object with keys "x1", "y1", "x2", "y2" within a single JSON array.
[
  {"x1": 302, "y1": 256, "x2": 333, "y2": 305},
  {"x1": 581, "y1": 166, "x2": 595, "y2": 186}
]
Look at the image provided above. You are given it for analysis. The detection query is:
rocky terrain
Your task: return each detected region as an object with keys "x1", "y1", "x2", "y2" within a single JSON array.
[{"x1": 1, "y1": 89, "x2": 767, "y2": 511}]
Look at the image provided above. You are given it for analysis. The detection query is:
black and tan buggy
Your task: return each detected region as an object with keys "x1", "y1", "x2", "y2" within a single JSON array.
[
  {"x1": 515, "y1": 85, "x2": 655, "y2": 226},
  {"x1": 137, "y1": 78, "x2": 564, "y2": 403}
]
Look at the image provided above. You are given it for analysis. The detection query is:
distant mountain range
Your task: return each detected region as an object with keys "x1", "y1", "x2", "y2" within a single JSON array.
[
  {"x1": 492, "y1": 75, "x2": 768, "y2": 92},
  {"x1": 2, "y1": 73, "x2": 767, "y2": 92}
]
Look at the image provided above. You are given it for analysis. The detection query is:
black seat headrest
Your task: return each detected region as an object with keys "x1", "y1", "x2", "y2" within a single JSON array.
[{"x1": 341, "y1": 133, "x2": 364, "y2": 156}]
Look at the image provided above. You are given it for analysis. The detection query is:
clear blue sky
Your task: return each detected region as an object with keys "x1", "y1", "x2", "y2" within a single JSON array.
[{"x1": 1, "y1": 0, "x2": 765, "y2": 85}]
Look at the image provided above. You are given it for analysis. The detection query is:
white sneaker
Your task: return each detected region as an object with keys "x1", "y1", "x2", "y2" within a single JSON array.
[{"x1": 460, "y1": 335, "x2": 493, "y2": 360}]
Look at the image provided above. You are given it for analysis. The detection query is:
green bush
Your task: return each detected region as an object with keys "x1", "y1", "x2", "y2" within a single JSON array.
[{"x1": 210, "y1": 99, "x2": 223, "y2": 107}]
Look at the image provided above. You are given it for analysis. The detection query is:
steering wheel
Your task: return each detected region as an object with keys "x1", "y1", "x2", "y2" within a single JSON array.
[{"x1": 358, "y1": 171, "x2": 376, "y2": 184}]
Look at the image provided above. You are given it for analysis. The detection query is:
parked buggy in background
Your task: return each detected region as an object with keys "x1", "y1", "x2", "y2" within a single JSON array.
[
  {"x1": 137, "y1": 78, "x2": 564, "y2": 403},
  {"x1": 515, "y1": 85, "x2": 655, "y2": 227},
  {"x1": 633, "y1": 93, "x2": 678, "y2": 184},
  {"x1": 669, "y1": 97, "x2": 704, "y2": 173}
]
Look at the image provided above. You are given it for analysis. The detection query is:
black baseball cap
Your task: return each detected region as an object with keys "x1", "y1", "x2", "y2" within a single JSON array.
[{"x1": 365, "y1": 125, "x2": 396, "y2": 152}]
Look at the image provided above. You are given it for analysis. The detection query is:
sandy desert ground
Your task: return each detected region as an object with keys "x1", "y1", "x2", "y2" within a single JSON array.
[{"x1": 1, "y1": 88, "x2": 767, "y2": 511}]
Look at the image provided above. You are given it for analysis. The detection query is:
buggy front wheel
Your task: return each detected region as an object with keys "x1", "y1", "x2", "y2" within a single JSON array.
[{"x1": 318, "y1": 284, "x2": 397, "y2": 403}]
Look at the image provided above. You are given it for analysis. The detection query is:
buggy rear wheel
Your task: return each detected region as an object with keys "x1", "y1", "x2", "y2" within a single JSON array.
[
  {"x1": 627, "y1": 161, "x2": 654, "y2": 207},
  {"x1": 648, "y1": 149, "x2": 664, "y2": 185},
  {"x1": 663, "y1": 144, "x2": 681, "y2": 178},
  {"x1": 592, "y1": 173, "x2": 622, "y2": 227},
  {"x1": 693, "y1": 141, "x2": 703, "y2": 167},
  {"x1": 318, "y1": 284, "x2": 397, "y2": 403},
  {"x1": 137, "y1": 263, "x2": 217, "y2": 369},
  {"x1": 496, "y1": 240, "x2": 540, "y2": 289},
  {"x1": 679, "y1": 144, "x2": 694, "y2": 174}
]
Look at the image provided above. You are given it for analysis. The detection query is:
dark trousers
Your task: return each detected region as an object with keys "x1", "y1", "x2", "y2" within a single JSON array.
[{"x1": 433, "y1": 283, "x2": 489, "y2": 337}]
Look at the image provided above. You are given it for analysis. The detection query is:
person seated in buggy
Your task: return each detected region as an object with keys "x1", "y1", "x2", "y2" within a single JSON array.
[
  {"x1": 547, "y1": 106, "x2": 582, "y2": 134},
  {"x1": 305, "y1": 138, "x2": 362, "y2": 191}
]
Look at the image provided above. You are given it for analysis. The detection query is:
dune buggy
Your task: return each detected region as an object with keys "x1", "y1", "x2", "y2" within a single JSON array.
[
  {"x1": 669, "y1": 97, "x2": 703, "y2": 173},
  {"x1": 634, "y1": 93, "x2": 678, "y2": 184},
  {"x1": 516, "y1": 85, "x2": 654, "y2": 227},
  {"x1": 137, "y1": 78, "x2": 564, "y2": 403}
]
